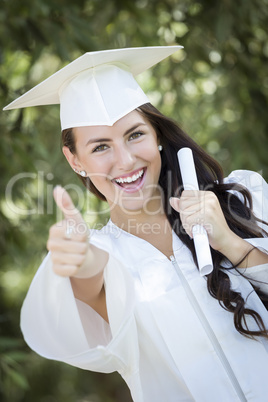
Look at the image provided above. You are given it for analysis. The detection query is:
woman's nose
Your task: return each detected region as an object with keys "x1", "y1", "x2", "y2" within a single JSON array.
[{"x1": 115, "y1": 145, "x2": 136, "y2": 171}]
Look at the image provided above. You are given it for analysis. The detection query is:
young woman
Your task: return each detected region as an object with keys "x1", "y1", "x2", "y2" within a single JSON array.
[{"x1": 4, "y1": 46, "x2": 268, "y2": 401}]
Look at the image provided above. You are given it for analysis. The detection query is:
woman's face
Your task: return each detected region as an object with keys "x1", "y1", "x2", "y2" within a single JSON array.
[{"x1": 69, "y1": 110, "x2": 162, "y2": 215}]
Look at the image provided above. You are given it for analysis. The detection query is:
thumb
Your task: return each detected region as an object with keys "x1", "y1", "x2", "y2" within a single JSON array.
[
  {"x1": 169, "y1": 196, "x2": 180, "y2": 212},
  {"x1": 53, "y1": 185, "x2": 84, "y2": 225}
]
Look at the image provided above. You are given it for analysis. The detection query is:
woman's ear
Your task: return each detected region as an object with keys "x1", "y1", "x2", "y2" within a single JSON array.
[{"x1": 62, "y1": 146, "x2": 82, "y2": 171}]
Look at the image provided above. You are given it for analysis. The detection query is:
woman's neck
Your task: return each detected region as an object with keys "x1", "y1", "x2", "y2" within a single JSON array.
[
  {"x1": 110, "y1": 203, "x2": 174, "y2": 258},
  {"x1": 109, "y1": 198, "x2": 171, "y2": 239}
]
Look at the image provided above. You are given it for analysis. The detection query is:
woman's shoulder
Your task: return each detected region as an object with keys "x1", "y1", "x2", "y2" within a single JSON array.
[
  {"x1": 89, "y1": 220, "x2": 115, "y2": 250},
  {"x1": 89, "y1": 220, "x2": 133, "y2": 256},
  {"x1": 224, "y1": 169, "x2": 268, "y2": 225},
  {"x1": 224, "y1": 169, "x2": 266, "y2": 189}
]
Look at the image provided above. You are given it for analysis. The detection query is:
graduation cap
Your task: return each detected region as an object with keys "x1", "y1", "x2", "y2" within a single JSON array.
[{"x1": 4, "y1": 46, "x2": 183, "y2": 130}]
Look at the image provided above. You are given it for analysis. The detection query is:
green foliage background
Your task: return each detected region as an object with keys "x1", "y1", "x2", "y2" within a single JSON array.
[{"x1": 0, "y1": 0, "x2": 267, "y2": 400}]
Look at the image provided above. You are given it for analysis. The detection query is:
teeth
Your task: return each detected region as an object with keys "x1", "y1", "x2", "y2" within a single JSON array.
[{"x1": 115, "y1": 169, "x2": 144, "y2": 184}]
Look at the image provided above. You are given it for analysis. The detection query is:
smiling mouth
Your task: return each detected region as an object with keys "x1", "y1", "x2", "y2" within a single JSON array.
[{"x1": 112, "y1": 168, "x2": 146, "y2": 192}]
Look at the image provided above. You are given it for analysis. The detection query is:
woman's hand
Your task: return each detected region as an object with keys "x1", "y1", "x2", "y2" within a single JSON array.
[
  {"x1": 47, "y1": 186, "x2": 108, "y2": 278},
  {"x1": 47, "y1": 186, "x2": 109, "y2": 320},
  {"x1": 170, "y1": 190, "x2": 238, "y2": 253},
  {"x1": 170, "y1": 190, "x2": 268, "y2": 268}
]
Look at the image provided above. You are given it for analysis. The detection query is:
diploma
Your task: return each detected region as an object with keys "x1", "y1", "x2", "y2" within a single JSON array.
[{"x1": 177, "y1": 148, "x2": 213, "y2": 276}]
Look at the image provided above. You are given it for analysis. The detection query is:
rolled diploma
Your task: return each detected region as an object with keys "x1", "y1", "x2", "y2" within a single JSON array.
[{"x1": 177, "y1": 148, "x2": 213, "y2": 276}]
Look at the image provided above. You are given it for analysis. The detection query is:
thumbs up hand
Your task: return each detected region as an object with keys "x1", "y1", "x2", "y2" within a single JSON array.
[
  {"x1": 53, "y1": 184, "x2": 87, "y2": 235},
  {"x1": 47, "y1": 186, "x2": 108, "y2": 278}
]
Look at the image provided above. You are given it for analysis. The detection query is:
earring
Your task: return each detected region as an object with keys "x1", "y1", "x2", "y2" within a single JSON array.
[
  {"x1": 74, "y1": 168, "x2": 87, "y2": 177},
  {"x1": 158, "y1": 145, "x2": 163, "y2": 151}
]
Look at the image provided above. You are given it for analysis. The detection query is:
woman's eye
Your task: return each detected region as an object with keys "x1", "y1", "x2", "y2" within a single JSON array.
[
  {"x1": 92, "y1": 144, "x2": 108, "y2": 153},
  {"x1": 129, "y1": 131, "x2": 144, "y2": 141}
]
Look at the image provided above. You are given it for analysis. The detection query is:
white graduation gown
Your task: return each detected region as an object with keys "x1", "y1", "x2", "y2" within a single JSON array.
[{"x1": 21, "y1": 170, "x2": 268, "y2": 402}]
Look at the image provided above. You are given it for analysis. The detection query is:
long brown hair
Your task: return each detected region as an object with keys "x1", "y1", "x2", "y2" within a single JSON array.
[{"x1": 62, "y1": 102, "x2": 268, "y2": 338}]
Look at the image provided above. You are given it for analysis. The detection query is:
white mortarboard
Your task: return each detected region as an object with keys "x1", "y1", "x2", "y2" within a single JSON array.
[{"x1": 3, "y1": 46, "x2": 183, "y2": 130}]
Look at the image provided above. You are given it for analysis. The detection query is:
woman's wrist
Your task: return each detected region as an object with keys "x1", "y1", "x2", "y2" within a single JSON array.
[
  {"x1": 218, "y1": 232, "x2": 268, "y2": 268},
  {"x1": 73, "y1": 244, "x2": 109, "y2": 279},
  {"x1": 217, "y1": 233, "x2": 253, "y2": 268}
]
